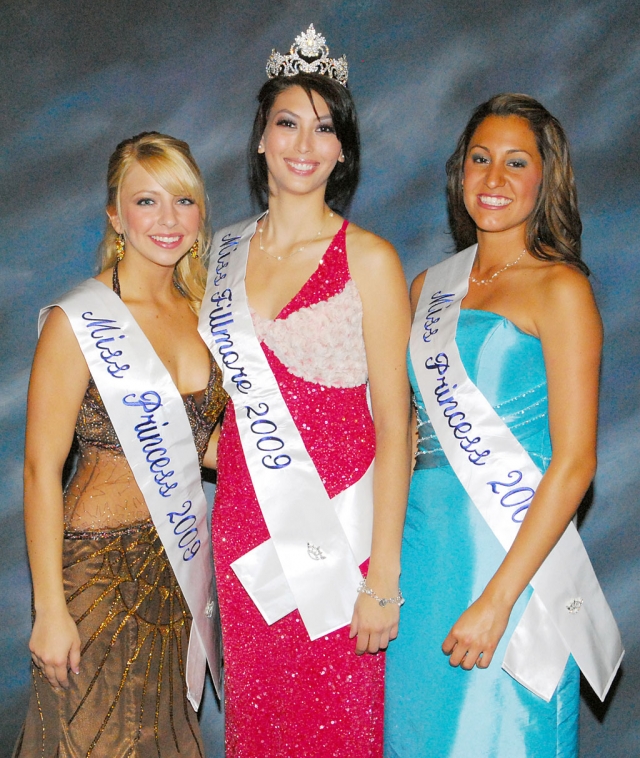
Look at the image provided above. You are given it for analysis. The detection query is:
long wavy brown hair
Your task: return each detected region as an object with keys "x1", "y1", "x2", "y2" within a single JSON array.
[
  {"x1": 446, "y1": 93, "x2": 588, "y2": 275},
  {"x1": 100, "y1": 132, "x2": 210, "y2": 312}
]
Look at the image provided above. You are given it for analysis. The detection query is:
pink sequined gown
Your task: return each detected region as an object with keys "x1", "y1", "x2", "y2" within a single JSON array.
[{"x1": 213, "y1": 220, "x2": 384, "y2": 757}]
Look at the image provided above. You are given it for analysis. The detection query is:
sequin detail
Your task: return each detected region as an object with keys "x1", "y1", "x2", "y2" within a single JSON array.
[
  {"x1": 16, "y1": 336, "x2": 227, "y2": 756},
  {"x1": 15, "y1": 522, "x2": 205, "y2": 757},
  {"x1": 414, "y1": 382, "x2": 549, "y2": 470},
  {"x1": 65, "y1": 359, "x2": 226, "y2": 532},
  {"x1": 214, "y1": 219, "x2": 384, "y2": 756}
]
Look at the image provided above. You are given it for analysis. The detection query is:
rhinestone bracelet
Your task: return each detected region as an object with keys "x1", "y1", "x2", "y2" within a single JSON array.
[{"x1": 357, "y1": 579, "x2": 405, "y2": 607}]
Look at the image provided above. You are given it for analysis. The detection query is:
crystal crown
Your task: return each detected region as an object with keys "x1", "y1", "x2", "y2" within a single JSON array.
[{"x1": 266, "y1": 24, "x2": 348, "y2": 86}]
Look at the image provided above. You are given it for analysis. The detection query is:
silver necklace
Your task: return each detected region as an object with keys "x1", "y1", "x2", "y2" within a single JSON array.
[
  {"x1": 258, "y1": 210, "x2": 334, "y2": 261},
  {"x1": 470, "y1": 249, "x2": 526, "y2": 286}
]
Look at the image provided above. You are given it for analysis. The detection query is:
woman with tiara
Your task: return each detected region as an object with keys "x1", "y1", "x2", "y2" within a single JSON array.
[
  {"x1": 385, "y1": 94, "x2": 623, "y2": 756},
  {"x1": 16, "y1": 132, "x2": 226, "y2": 757},
  {"x1": 199, "y1": 24, "x2": 411, "y2": 757}
]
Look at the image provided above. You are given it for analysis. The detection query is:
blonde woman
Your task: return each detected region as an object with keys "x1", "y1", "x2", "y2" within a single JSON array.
[{"x1": 16, "y1": 132, "x2": 226, "y2": 757}]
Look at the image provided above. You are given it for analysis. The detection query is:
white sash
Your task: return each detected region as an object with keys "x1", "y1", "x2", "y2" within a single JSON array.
[
  {"x1": 198, "y1": 216, "x2": 374, "y2": 640},
  {"x1": 410, "y1": 246, "x2": 623, "y2": 702},
  {"x1": 40, "y1": 279, "x2": 220, "y2": 709}
]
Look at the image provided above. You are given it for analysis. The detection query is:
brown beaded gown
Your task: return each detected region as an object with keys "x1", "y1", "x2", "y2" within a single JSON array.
[{"x1": 14, "y1": 362, "x2": 227, "y2": 758}]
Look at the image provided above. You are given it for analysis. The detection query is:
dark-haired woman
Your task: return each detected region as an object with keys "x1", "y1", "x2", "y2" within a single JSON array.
[
  {"x1": 199, "y1": 26, "x2": 411, "y2": 757},
  {"x1": 385, "y1": 94, "x2": 622, "y2": 757},
  {"x1": 16, "y1": 133, "x2": 226, "y2": 756}
]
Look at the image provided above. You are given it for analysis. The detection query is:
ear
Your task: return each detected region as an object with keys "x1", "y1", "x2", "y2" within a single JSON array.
[
  {"x1": 106, "y1": 206, "x2": 123, "y2": 234},
  {"x1": 338, "y1": 150, "x2": 345, "y2": 163},
  {"x1": 257, "y1": 137, "x2": 265, "y2": 154}
]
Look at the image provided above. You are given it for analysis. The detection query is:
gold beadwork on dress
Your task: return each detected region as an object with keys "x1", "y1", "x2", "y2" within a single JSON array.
[
  {"x1": 18, "y1": 524, "x2": 206, "y2": 757},
  {"x1": 15, "y1": 360, "x2": 227, "y2": 757}
]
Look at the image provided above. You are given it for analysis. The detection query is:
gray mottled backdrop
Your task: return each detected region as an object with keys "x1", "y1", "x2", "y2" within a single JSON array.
[{"x1": 1, "y1": 1, "x2": 638, "y2": 755}]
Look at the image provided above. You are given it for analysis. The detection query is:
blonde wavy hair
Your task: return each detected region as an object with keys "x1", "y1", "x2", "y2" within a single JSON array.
[{"x1": 101, "y1": 132, "x2": 210, "y2": 312}]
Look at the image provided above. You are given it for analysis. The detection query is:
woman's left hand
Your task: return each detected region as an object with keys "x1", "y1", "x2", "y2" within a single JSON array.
[
  {"x1": 441, "y1": 593, "x2": 512, "y2": 670},
  {"x1": 349, "y1": 591, "x2": 400, "y2": 655}
]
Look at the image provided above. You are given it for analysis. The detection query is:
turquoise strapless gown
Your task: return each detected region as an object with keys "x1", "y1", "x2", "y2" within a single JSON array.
[{"x1": 385, "y1": 310, "x2": 579, "y2": 758}]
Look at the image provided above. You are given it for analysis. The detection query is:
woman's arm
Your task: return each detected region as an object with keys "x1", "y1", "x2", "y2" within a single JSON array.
[
  {"x1": 443, "y1": 266, "x2": 602, "y2": 669},
  {"x1": 348, "y1": 229, "x2": 412, "y2": 654},
  {"x1": 24, "y1": 307, "x2": 90, "y2": 688},
  {"x1": 408, "y1": 272, "x2": 427, "y2": 463}
]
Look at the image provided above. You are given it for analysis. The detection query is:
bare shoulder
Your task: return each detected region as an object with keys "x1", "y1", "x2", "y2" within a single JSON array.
[
  {"x1": 536, "y1": 261, "x2": 597, "y2": 310},
  {"x1": 39, "y1": 304, "x2": 75, "y2": 342},
  {"x1": 345, "y1": 222, "x2": 401, "y2": 275},
  {"x1": 344, "y1": 222, "x2": 409, "y2": 322},
  {"x1": 27, "y1": 306, "x2": 89, "y2": 439},
  {"x1": 36, "y1": 306, "x2": 87, "y2": 374},
  {"x1": 532, "y1": 261, "x2": 601, "y2": 336}
]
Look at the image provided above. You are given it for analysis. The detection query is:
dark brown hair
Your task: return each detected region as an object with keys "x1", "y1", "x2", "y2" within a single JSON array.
[
  {"x1": 248, "y1": 73, "x2": 360, "y2": 214},
  {"x1": 446, "y1": 93, "x2": 588, "y2": 275}
]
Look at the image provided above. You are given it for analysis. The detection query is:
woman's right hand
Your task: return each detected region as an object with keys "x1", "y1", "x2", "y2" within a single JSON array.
[
  {"x1": 29, "y1": 607, "x2": 81, "y2": 689},
  {"x1": 24, "y1": 307, "x2": 88, "y2": 691}
]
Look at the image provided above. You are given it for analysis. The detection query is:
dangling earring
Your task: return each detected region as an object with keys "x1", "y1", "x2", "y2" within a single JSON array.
[
  {"x1": 115, "y1": 233, "x2": 125, "y2": 261},
  {"x1": 189, "y1": 239, "x2": 200, "y2": 259}
]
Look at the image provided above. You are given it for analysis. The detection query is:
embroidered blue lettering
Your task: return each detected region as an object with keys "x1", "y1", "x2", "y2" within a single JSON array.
[
  {"x1": 422, "y1": 291, "x2": 455, "y2": 343},
  {"x1": 206, "y1": 288, "x2": 252, "y2": 395},
  {"x1": 122, "y1": 391, "x2": 180, "y2": 497},
  {"x1": 425, "y1": 352, "x2": 490, "y2": 465},
  {"x1": 82, "y1": 312, "x2": 130, "y2": 378}
]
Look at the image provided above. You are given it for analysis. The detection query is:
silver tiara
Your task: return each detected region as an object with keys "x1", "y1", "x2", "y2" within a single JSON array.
[{"x1": 266, "y1": 24, "x2": 348, "y2": 86}]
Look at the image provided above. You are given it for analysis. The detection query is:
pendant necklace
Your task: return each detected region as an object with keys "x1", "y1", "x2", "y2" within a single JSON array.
[
  {"x1": 470, "y1": 249, "x2": 526, "y2": 286},
  {"x1": 258, "y1": 209, "x2": 334, "y2": 261}
]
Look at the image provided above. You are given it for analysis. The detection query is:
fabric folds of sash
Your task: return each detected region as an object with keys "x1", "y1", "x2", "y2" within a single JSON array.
[
  {"x1": 40, "y1": 279, "x2": 220, "y2": 709},
  {"x1": 198, "y1": 216, "x2": 374, "y2": 640},
  {"x1": 410, "y1": 246, "x2": 623, "y2": 701}
]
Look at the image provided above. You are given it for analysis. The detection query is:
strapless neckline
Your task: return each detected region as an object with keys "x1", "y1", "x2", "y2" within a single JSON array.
[{"x1": 459, "y1": 308, "x2": 538, "y2": 340}]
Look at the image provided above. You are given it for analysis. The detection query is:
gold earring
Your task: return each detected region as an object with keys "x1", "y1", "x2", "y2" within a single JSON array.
[
  {"x1": 189, "y1": 239, "x2": 200, "y2": 259},
  {"x1": 115, "y1": 233, "x2": 125, "y2": 261}
]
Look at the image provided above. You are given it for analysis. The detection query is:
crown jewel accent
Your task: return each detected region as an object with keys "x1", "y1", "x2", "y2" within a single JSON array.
[
  {"x1": 307, "y1": 542, "x2": 327, "y2": 560},
  {"x1": 266, "y1": 24, "x2": 348, "y2": 86}
]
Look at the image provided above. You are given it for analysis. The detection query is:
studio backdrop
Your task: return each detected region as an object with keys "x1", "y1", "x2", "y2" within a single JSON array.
[{"x1": 1, "y1": 1, "x2": 638, "y2": 756}]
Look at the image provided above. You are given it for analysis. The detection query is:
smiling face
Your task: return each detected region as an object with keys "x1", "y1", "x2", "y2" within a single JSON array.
[
  {"x1": 259, "y1": 85, "x2": 344, "y2": 201},
  {"x1": 462, "y1": 114, "x2": 543, "y2": 241},
  {"x1": 107, "y1": 161, "x2": 201, "y2": 267}
]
